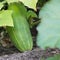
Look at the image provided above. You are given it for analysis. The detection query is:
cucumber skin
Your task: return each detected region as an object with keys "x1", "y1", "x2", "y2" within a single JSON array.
[{"x1": 6, "y1": 3, "x2": 33, "y2": 52}]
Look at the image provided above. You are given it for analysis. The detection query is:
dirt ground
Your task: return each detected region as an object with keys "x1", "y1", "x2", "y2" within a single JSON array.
[
  {"x1": 0, "y1": 27, "x2": 60, "y2": 60},
  {"x1": 0, "y1": 47, "x2": 60, "y2": 60}
]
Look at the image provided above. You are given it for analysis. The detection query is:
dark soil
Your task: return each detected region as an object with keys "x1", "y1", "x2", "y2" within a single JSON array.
[
  {"x1": 0, "y1": 47, "x2": 60, "y2": 60},
  {"x1": 0, "y1": 27, "x2": 60, "y2": 60}
]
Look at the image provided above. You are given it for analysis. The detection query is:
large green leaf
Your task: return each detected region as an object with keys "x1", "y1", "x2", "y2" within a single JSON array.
[
  {"x1": 6, "y1": 0, "x2": 38, "y2": 10},
  {"x1": 0, "y1": 3, "x2": 3, "y2": 10},
  {"x1": 37, "y1": 0, "x2": 60, "y2": 49},
  {"x1": 46, "y1": 54, "x2": 60, "y2": 60},
  {"x1": 19, "y1": 0, "x2": 38, "y2": 10},
  {"x1": 0, "y1": 1, "x2": 4, "y2": 10},
  {"x1": 6, "y1": 0, "x2": 18, "y2": 3},
  {"x1": 0, "y1": 10, "x2": 14, "y2": 26}
]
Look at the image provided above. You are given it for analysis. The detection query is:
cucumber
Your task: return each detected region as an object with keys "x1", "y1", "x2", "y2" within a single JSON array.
[{"x1": 6, "y1": 2, "x2": 33, "y2": 52}]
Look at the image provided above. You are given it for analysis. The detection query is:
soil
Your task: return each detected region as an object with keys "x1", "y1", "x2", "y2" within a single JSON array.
[
  {"x1": 0, "y1": 47, "x2": 60, "y2": 60},
  {"x1": 0, "y1": 27, "x2": 60, "y2": 60}
]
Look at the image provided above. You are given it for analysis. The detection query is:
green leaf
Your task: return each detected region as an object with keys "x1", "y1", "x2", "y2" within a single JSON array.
[
  {"x1": 37, "y1": 0, "x2": 60, "y2": 49},
  {"x1": 0, "y1": 10, "x2": 14, "y2": 26},
  {"x1": 46, "y1": 54, "x2": 60, "y2": 60},
  {"x1": 0, "y1": 3, "x2": 3, "y2": 10},
  {"x1": 6, "y1": 0, "x2": 18, "y2": 4},
  {"x1": 19, "y1": 0, "x2": 38, "y2": 10},
  {"x1": 0, "y1": 1, "x2": 4, "y2": 10},
  {"x1": 6, "y1": 0, "x2": 38, "y2": 10},
  {"x1": 27, "y1": 10, "x2": 37, "y2": 19}
]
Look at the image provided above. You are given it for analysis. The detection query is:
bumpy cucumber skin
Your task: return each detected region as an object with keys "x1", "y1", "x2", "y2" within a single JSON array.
[{"x1": 6, "y1": 3, "x2": 33, "y2": 52}]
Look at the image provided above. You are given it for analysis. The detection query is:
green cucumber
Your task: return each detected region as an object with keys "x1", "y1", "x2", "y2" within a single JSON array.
[{"x1": 6, "y1": 2, "x2": 33, "y2": 52}]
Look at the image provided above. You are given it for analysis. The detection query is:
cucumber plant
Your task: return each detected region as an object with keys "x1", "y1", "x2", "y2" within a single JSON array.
[
  {"x1": 0, "y1": 0, "x2": 38, "y2": 52},
  {"x1": 37, "y1": 0, "x2": 60, "y2": 49}
]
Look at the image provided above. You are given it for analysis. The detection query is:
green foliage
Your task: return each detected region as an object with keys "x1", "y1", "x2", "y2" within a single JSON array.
[
  {"x1": 27, "y1": 10, "x2": 38, "y2": 28},
  {"x1": 6, "y1": 0, "x2": 18, "y2": 3},
  {"x1": 0, "y1": 10, "x2": 13, "y2": 26},
  {"x1": 46, "y1": 54, "x2": 60, "y2": 60},
  {"x1": 0, "y1": 0, "x2": 38, "y2": 27},
  {"x1": 6, "y1": 0, "x2": 38, "y2": 10},
  {"x1": 0, "y1": 2, "x2": 3, "y2": 10},
  {"x1": 0, "y1": 1, "x2": 5, "y2": 10},
  {"x1": 0, "y1": 0, "x2": 14, "y2": 27},
  {"x1": 19, "y1": 0, "x2": 38, "y2": 10},
  {"x1": 27, "y1": 10, "x2": 37, "y2": 19},
  {"x1": 37, "y1": 0, "x2": 60, "y2": 49},
  {"x1": 0, "y1": 0, "x2": 38, "y2": 52}
]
